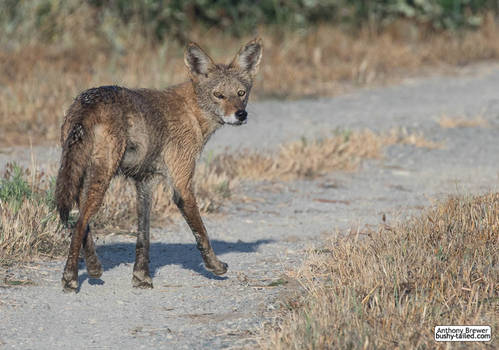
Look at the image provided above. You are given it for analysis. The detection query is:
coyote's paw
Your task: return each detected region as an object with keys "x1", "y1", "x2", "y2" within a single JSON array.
[
  {"x1": 206, "y1": 260, "x2": 228, "y2": 276},
  {"x1": 61, "y1": 271, "x2": 78, "y2": 293},
  {"x1": 85, "y1": 256, "x2": 103, "y2": 279},
  {"x1": 132, "y1": 270, "x2": 153, "y2": 289},
  {"x1": 87, "y1": 265, "x2": 103, "y2": 279}
]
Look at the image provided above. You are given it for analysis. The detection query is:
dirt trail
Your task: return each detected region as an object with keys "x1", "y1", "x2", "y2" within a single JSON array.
[{"x1": 1, "y1": 63, "x2": 499, "y2": 349}]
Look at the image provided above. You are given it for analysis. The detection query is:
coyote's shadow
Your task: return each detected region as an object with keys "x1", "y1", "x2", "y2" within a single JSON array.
[{"x1": 78, "y1": 239, "x2": 274, "y2": 285}]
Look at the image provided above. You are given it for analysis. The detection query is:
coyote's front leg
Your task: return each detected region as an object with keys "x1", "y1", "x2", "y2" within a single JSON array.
[{"x1": 172, "y1": 176, "x2": 227, "y2": 275}]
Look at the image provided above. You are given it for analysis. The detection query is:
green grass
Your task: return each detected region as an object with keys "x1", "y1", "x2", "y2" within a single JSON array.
[
  {"x1": 0, "y1": 163, "x2": 66, "y2": 265},
  {"x1": 0, "y1": 163, "x2": 32, "y2": 212}
]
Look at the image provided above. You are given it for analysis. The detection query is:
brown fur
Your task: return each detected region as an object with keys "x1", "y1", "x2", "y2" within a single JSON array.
[{"x1": 55, "y1": 39, "x2": 263, "y2": 292}]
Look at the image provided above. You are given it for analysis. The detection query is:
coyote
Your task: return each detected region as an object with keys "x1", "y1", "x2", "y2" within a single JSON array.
[{"x1": 55, "y1": 39, "x2": 263, "y2": 292}]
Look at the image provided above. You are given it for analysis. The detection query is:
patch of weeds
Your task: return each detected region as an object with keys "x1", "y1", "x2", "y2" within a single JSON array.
[
  {"x1": 0, "y1": 163, "x2": 57, "y2": 212},
  {"x1": 0, "y1": 163, "x2": 32, "y2": 212},
  {"x1": 0, "y1": 163, "x2": 67, "y2": 265}
]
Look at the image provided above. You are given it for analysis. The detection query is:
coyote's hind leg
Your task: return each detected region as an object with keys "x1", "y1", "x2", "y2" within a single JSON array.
[
  {"x1": 132, "y1": 178, "x2": 153, "y2": 289},
  {"x1": 82, "y1": 225, "x2": 103, "y2": 278},
  {"x1": 62, "y1": 127, "x2": 125, "y2": 292},
  {"x1": 62, "y1": 185, "x2": 109, "y2": 292}
]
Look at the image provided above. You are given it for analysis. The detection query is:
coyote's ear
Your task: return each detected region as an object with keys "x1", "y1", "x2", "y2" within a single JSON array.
[
  {"x1": 184, "y1": 42, "x2": 215, "y2": 79},
  {"x1": 230, "y1": 38, "x2": 263, "y2": 78}
]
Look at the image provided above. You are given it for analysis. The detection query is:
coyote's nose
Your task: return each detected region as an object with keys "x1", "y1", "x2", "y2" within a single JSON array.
[{"x1": 235, "y1": 110, "x2": 247, "y2": 122}]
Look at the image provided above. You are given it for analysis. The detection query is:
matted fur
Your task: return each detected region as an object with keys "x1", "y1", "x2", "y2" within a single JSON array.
[{"x1": 55, "y1": 38, "x2": 263, "y2": 292}]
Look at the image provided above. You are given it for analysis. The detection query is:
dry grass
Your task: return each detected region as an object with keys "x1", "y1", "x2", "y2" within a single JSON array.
[
  {"x1": 262, "y1": 193, "x2": 499, "y2": 349},
  {"x1": 5, "y1": 129, "x2": 379, "y2": 258},
  {"x1": 209, "y1": 130, "x2": 385, "y2": 181},
  {"x1": 0, "y1": 164, "x2": 67, "y2": 265},
  {"x1": 94, "y1": 129, "x2": 386, "y2": 228},
  {"x1": 94, "y1": 128, "x2": 437, "y2": 228},
  {"x1": 0, "y1": 128, "x2": 438, "y2": 261},
  {"x1": 93, "y1": 162, "x2": 233, "y2": 228},
  {"x1": 0, "y1": 200, "x2": 67, "y2": 265},
  {"x1": 3, "y1": 15, "x2": 499, "y2": 146},
  {"x1": 0, "y1": 160, "x2": 229, "y2": 262},
  {"x1": 386, "y1": 127, "x2": 444, "y2": 149},
  {"x1": 438, "y1": 115, "x2": 490, "y2": 129}
]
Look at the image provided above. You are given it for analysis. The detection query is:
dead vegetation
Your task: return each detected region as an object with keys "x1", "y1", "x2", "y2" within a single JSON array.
[
  {"x1": 93, "y1": 162, "x2": 234, "y2": 228},
  {"x1": 96, "y1": 127, "x2": 437, "y2": 227},
  {"x1": 438, "y1": 115, "x2": 490, "y2": 128},
  {"x1": 209, "y1": 130, "x2": 384, "y2": 181},
  {"x1": 95, "y1": 129, "x2": 386, "y2": 228},
  {"x1": 3, "y1": 15, "x2": 499, "y2": 146},
  {"x1": 0, "y1": 163, "x2": 67, "y2": 265},
  {"x1": 386, "y1": 127, "x2": 444, "y2": 149},
  {"x1": 0, "y1": 128, "x2": 439, "y2": 262},
  {"x1": 262, "y1": 193, "x2": 499, "y2": 349}
]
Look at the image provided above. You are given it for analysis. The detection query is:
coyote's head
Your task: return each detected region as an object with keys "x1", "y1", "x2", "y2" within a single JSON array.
[{"x1": 184, "y1": 38, "x2": 263, "y2": 126}]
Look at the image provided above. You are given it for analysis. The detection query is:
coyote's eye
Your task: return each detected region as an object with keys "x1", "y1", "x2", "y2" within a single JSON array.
[
  {"x1": 237, "y1": 90, "x2": 246, "y2": 97},
  {"x1": 213, "y1": 91, "x2": 225, "y2": 99}
]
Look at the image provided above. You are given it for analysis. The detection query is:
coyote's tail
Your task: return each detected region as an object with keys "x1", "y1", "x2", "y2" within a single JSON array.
[{"x1": 55, "y1": 123, "x2": 90, "y2": 225}]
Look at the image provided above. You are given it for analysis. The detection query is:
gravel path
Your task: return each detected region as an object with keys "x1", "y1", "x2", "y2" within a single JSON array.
[{"x1": 1, "y1": 63, "x2": 499, "y2": 349}]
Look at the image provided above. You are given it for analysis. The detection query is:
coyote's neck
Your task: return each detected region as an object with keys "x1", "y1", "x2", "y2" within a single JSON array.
[{"x1": 171, "y1": 82, "x2": 221, "y2": 148}]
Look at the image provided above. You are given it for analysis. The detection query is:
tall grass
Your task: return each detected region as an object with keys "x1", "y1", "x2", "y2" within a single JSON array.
[
  {"x1": 0, "y1": 128, "x2": 391, "y2": 261},
  {"x1": 0, "y1": 127, "x2": 437, "y2": 262},
  {"x1": 2, "y1": 2, "x2": 499, "y2": 147},
  {"x1": 94, "y1": 129, "x2": 390, "y2": 227},
  {"x1": 0, "y1": 163, "x2": 66, "y2": 265},
  {"x1": 3, "y1": 16, "x2": 499, "y2": 147},
  {"x1": 263, "y1": 193, "x2": 499, "y2": 349}
]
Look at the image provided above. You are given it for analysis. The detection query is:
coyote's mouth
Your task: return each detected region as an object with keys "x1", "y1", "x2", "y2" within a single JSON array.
[
  {"x1": 227, "y1": 119, "x2": 247, "y2": 126},
  {"x1": 220, "y1": 114, "x2": 247, "y2": 126}
]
